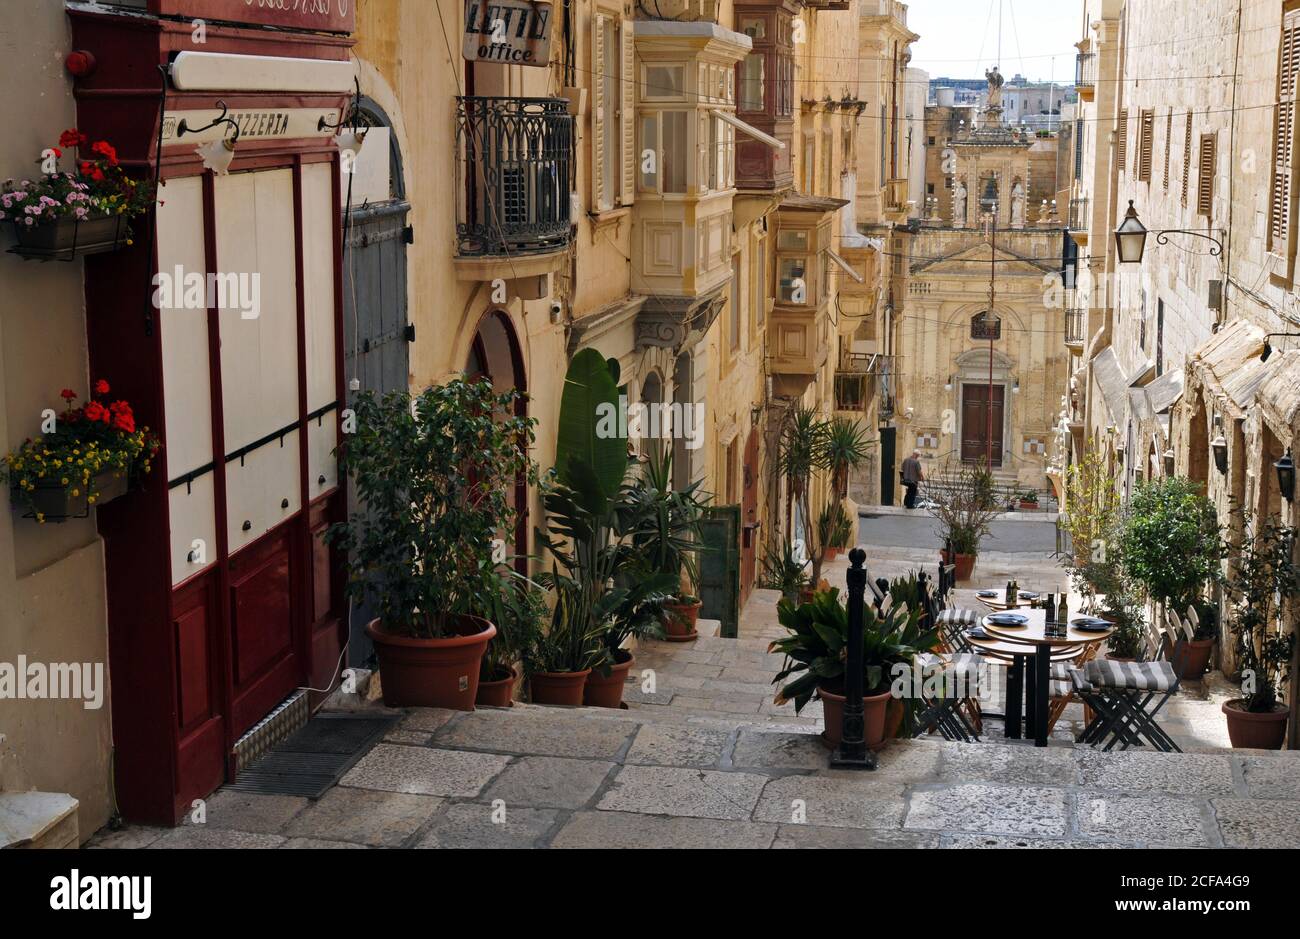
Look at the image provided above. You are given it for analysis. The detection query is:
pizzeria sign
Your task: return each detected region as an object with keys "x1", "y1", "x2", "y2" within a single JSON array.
[{"x1": 463, "y1": 1, "x2": 554, "y2": 67}]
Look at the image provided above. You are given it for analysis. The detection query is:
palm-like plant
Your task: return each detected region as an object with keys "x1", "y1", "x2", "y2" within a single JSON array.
[
  {"x1": 769, "y1": 589, "x2": 938, "y2": 712},
  {"x1": 627, "y1": 445, "x2": 709, "y2": 602}
]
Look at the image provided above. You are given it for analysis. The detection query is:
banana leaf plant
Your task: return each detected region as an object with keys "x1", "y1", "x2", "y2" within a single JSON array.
[
  {"x1": 532, "y1": 351, "x2": 676, "y2": 674},
  {"x1": 769, "y1": 589, "x2": 938, "y2": 711}
]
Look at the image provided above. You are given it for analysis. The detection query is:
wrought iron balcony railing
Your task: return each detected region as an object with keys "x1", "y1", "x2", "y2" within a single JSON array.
[
  {"x1": 1065, "y1": 307, "x2": 1086, "y2": 346},
  {"x1": 1075, "y1": 52, "x2": 1097, "y2": 92},
  {"x1": 456, "y1": 96, "x2": 574, "y2": 258},
  {"x1": 1068, "y1": 197, "x2": 1089, "y2": 232},
  {"x1": 834, "y1": 374, "x2": 870, "y2": 412}
]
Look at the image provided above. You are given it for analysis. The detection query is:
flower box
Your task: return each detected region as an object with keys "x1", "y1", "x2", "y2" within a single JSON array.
[
  {"x1": 11, "y1": 470, "x2": 129, "y2": 522},
  {"x1": 10, "y1": 213, "x2": 129, "y2": 261}
]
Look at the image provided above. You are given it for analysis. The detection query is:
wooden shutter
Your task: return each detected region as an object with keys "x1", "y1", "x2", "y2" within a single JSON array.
[
  {"x1": 1271, "y1": 9, "x2": 1300, "y2": 248},
  {"x1": 1117, "y1": 109, "x2": 1128, "y2": 172},
  {"x1": 1138, "y1": 109, "x2": 1154, "y2": 182},
  {"x1": 1181, "y1": 112, "x2": 1193, "y2": 205},
  {"x1": 1198, "y1": 132, "x2": 1217, "y2": 217},
  {"x1": 619, "y1": 20, "x2": 636, "y2": 206},
  {"x1": 591, "y1": 13, "x2": 608, "y2": 212},
  {"x1": 1163, "y1": 111, "x2": 1173, "y2": 190}
]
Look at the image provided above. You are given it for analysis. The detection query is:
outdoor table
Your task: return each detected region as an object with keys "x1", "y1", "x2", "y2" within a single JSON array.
[
  {"x1": 981, "y1": 611, "x2": 1115, "y2": 748},
  {"x1": 966, "y1": 636, "x2": 1085, "y2": 739}
]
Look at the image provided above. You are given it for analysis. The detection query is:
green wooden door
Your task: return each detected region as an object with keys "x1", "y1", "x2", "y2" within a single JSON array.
[{"x1": 699, "y1": 505, "x2": 741, "y2": 638}]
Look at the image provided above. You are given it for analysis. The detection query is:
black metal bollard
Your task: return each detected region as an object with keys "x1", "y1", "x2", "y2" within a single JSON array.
[{"x1": 831, "y1": 548, "x2": 878, "y2": 770}]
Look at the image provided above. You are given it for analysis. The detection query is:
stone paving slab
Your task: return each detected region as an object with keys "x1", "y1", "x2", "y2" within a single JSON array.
[
  {"x1": 597, "y1": 765, "x2": 770, "y2": 820},
  {"x1": 905, "y1": 784, "x2": 1069, "y2": 838},
  {"x1": 940, "y1": 833, "x2": 1131, "y2": 849},
  {"x1": 433, "y1": 709, "x2": 638, "y2": 759},
  {"x1": 732, "y1": 730, "x2": 829, "y2": 770},
  {"x1": 415, "y1": 803, "x2": 561, "y2": 849},
  {"x1": 938, "y1": 740, "x2": 1079, "y2": 786},
  {"x1": 482, "y1": 756, "x2": 616, "y2": 809},
  {"x1": 281, "y1": 787, "x2": 443, "y2": 846},
  {"x1": 148, "y1": 828, "x2": 288, "y2": 849},
  {"x1": 551, "y1": 811, "x2": 778, "y2": 849},
  {"x1": 1237, "y1": 755, "x2": 1300, "y2": 800},
  {"x1": 200, "y1": 791, "x2": 309, "y2": 833},
  {"x1": 772, "y1": 824, "x2": 940, "y2": 849},
  {"x1": 1076, "y1": 749, "x2": 1238, "y2": 797},
  {"x1": 624, "y1": 724, "x2": 731, "y2": 767},
  {"x1": 1211, "y1": 797, "x2": 1300, "y2": 848},
  {"x1": 340, "y1": 745, "x2": 511, "y2": 798},
  {"x1": 753, "y1": 775, "x2": 909, "y2": 830},
  {"x1": 1077, "y1": 793, "x2": 1216, "y2": 847}
]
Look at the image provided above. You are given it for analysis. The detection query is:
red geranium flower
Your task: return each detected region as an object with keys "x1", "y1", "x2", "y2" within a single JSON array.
[
  {"x1": 51, "y1": 147, "x2": 62, "y2": 159},
  {"x1": 94, "y1": 379, "x2": 110, "y2": 396},
  {"x1": 60, "y1": 388, "x2": 78, "y2": 401},
  {"x1": 59, "y1": 129, "x2": 87, "y2": 149},
  {"x1": 91, "y1": 141, "x2": 118, "y2": 165},
  {"x1": 84, "y1": 401, "x2": 109, "y2": 423}
]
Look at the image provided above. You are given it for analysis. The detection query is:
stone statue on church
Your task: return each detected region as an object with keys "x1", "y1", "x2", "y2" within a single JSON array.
[
  {"x1": 952, "y1": 179, "x2": 967, "y2": 227},
  {"x1": 1011, "y1": 180, "x2": 1026, "y2": 227},
  {"x1": 986, "y1": 66, "x2": 1004, "y2": 109}
]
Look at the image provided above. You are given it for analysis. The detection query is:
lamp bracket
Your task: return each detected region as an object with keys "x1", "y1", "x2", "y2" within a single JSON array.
[
  {"x1": 1153, "y1": 229, "x2": 1224, "y2": 257},
  {"x1": 177, "y1": 100, "x2": 240, "y2": 142}
]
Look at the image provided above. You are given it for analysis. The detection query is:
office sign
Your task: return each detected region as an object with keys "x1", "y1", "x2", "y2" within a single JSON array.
[{"x1": 463, "y1": 1, "x2": 553, "y2": 67}]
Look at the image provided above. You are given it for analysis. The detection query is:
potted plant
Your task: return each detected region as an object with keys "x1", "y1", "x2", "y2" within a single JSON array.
[
  {"x1": 1118, "y1": 476, "x2": 1225, "y2": 650},
  {"x1": 1172, "y1": 602, "x2": 1219, "y2": 681},
  {"x1": 1062, "y1": 443, "x2": 1120, "y2": 600},
  {"x1": 760, "y1": 540, "x2": 811, "y2": 604},
  {"x1": 476, "y1": 575, "x2": 548, "y2": 708},
  {"x1": 3, "y1": 381, "x2": 160, "y2": 524},
  {"x1": 1221, "y1": 518, "x2": 1296, "y2": 750},
  {"x1": 819, "y1": 502, "x2": 853, "y2": 562},
  {"x1": 327, "y1": 379, "x2": 537, "y2": 710},
  {"x1": 770, "y1": 588, "x2": 937, "y2": 750},
  {"x1": 630, "y1": 446, "x2": 708, "y2": 645},
  {"x1": 926, "y1": 459, "x2": 1000, "y2": 581},
  {"x1": 1018, "y1": 489, "x2": 1040, "y2": 511},
  {"x1": 1102, "y1": 592, "x2": 1146, "y2": 661},
  {"x1": 3, "y1": 130, "x2": 153, "y2": 260},
  {"x1": 532, "y1": 351, "x2": 677, "y2": 706}
]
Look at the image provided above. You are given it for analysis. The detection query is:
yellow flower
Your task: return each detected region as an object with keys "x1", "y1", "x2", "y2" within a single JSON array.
[
  {"x1": 70, "y1": 489, "x2": 79, "y2": 498},
  {"x1": 36, "y1": 513, "x2": 46, "y2": 524}
]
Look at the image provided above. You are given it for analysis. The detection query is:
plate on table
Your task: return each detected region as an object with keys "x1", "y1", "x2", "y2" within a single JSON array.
[
  {"x1": 966, "y1": 626, "x2": 992, "y2": 640},
  {"x1": 986, "y1": 613, "x2": 1029, "y2": 626},
  {"x1": 976, "y1": 590, "x2": 1001, "y2": 598},
  {"x1": 1018, "y1": 591, "x2": 1040, "y2": 600},
  {"x1": 1071, "y1": 616, "x2": 1112, "y2": 632}
]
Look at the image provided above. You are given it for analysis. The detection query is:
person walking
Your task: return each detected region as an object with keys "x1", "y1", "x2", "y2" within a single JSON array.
[{"x1": 901, "y1": 451, "x2": 924, "y2": 509}]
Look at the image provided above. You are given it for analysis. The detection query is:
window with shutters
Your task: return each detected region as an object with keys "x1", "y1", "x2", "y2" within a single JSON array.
[
  {"x1": 1181, "y1": 112, "x2": 1194, "y2": 206},
  {"x1": 1117, "y1": 109, "x2": 1128, "y2": 173},
  {"x1": 1163, "y1": 111, "x2": 1173, "y2": 190},
  {"x1": 1270, "y1": 6, "x2": 1300, "y2": 254},
  {"x1": 591, "y1": 10, "x2": 635, "y2": 213},
  {"x1": 1198, "y1": 132, "x2": 1216, "y2": 217},
  {"x1": 1138, "y1": 109, "x2": 1155, "y2": 182}
]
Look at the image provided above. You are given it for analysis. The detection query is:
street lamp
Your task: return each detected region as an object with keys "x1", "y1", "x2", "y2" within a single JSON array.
[
  {"x1": 1276, "y1": 449, "x2": 1296, "y2": 501},
  {"x1": 1261, "y1": 333, "x2": 1300, "y2": 362},
  {"x1": 1115, "y1": 200, "x2": 1223, "y2": 264}
]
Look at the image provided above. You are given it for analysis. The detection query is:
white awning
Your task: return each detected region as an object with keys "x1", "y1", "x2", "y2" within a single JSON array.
[
  {"x1": 711, "y1": 109, "x2": 785, "y2": 150},
  {"x1": 171, "y1": 51, "x2": 357, "y2": 93},
  {"x1": 826, "y1": 248, "x2": 864, "y2": 284}
]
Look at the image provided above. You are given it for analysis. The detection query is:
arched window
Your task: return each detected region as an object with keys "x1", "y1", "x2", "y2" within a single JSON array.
[{"x1": 971, "y1": 311, "x2": 1002, "y2": 341}]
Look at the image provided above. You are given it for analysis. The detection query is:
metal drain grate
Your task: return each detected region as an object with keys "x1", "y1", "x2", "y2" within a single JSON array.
[{"x1": 226, "y1": 713, "x2": 399, "y2": 799}]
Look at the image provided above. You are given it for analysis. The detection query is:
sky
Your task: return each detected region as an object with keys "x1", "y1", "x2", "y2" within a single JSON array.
[{"x1": 905, "y1": 0, "x2": 1082, "y2": 84}]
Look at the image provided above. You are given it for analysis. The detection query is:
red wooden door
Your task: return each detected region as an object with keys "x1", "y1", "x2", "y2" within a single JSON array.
[
  {"x1": 961, "y1": 384, "x2": 1005, "y2": 467},
  {"x1": 741, "y1": 430, "x2": 760, "y2": 601}
]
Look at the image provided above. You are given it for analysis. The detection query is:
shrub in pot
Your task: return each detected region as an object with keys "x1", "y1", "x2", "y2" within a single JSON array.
[
  {"x1": 1222, "y1": 518, "x2": 1296, "y2": 750},
  {"x1": 760, "y1": 540, "x2": 811, "y2": 604},
  {"x1": 1118, "y1": 476, "x2": 1225, "y2": 619},
  {"x1": 327, "y1": 379, "x2": 537, "y2": 710},
  {"x1": 818, "y1": 502, "x2": 853, "y2": 561},
  {"x1": 770, "y1": 588, "x2": 937, "y2": 750}
]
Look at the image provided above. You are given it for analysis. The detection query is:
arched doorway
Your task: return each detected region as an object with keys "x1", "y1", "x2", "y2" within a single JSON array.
[
  {"x1": 641, "y1": 370, "x2": 664, "y2": 459},
  {"x1": 467, "y1": 310, "x2": 529, "y2": 575}
]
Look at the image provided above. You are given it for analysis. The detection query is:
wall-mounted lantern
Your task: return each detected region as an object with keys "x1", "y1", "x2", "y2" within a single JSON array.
[
  {"x1": 1276, "y1": 449, "x2": 1296, "y2": 502},
  {"x1": 1211, "y1": 432, "x2": 1229, "y2": 474},
  {"x1": 1163, "y1": 448, "x2": 1176, "y2": 477}
]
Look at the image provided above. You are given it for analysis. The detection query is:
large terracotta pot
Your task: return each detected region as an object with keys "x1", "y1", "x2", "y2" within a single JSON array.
[
  {"x1": 882, "y1": 697, "x2": 906, "y2": 749},
  {"x1": 1223, "y1": 700, "x2": 1290, "y2": 750},
  {"x1": 475, "y1": 665, "x2": 516, "y2": 708},
  {"x1": 825, "y1": 546, "x2": 842, "y2": 561},
  {"x1": 583, "y1": 652, "x2": 635, "y2": 708},
  {"x1": 531, "y1": 669, "x2": 592, "y2": 706},
  {"x1": 1173, "y1": 638, "x2": 1215, "y2": 681},
  {"x1": 951, "y1": 553, "x2": 976, "y2": 581},
  {"x1": 366, "y1": 616, "x2": 496, "y2": 711},
  {"x1": 819, "y1": 686, "x2": 893, "y2": 750},
  {"x1": 662, "y1": 600, "x2": 701, "y2": 642}
]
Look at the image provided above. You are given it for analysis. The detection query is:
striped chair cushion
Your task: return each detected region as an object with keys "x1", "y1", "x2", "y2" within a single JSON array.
[
  {"x1": 1049, "y1": 679, "x2": 1073, "y2": 698},
  {"x1": 916, "y1": 652, "x2": 983, "y2": 681},
  {"x1": 1068, "y1": 667, "x2": 1095, "y2": 693},
  {"x1": 936, "y1": 608, "x2": 980, "y2": 626},
  {"x1": 1086, "y1": 658, "x2": 1178, "y2": 692}
]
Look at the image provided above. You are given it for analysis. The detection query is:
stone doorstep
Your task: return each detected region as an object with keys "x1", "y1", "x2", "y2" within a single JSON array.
[{"x1": 0, "y1": 791, "x2": 79, "y2": 849}]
